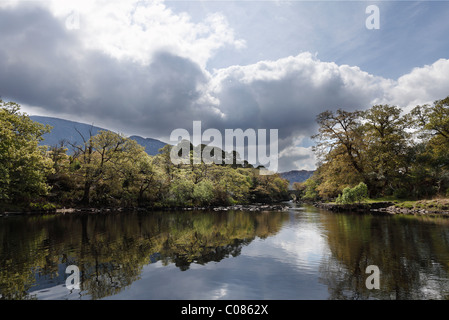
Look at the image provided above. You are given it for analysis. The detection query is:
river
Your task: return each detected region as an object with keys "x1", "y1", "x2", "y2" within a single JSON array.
[{"x1": 1, "y1": 202, "x2": 449, "y2": 300}]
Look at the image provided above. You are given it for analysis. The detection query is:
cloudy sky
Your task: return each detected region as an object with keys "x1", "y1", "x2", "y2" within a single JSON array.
[{"x1": 1, "y1": 0, "x2": 449, "y2": 172}]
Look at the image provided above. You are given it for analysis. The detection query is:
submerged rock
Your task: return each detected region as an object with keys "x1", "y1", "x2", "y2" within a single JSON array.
[{"x1": 212, "y1": 204, "x2": 288, "y2": 212}]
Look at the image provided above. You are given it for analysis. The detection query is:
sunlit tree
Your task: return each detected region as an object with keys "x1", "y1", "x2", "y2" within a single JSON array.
[{"x1": 0, "y1": 100, "x2": 54, "y2": 208}]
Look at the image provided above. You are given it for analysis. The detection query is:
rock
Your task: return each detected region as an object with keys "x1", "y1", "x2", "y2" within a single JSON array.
[{"x1": 211, "y1": 204, "x2": 288, "y2": 212}]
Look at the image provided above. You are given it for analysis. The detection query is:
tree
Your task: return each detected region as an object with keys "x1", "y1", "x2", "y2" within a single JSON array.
[
  {"x1": 292, "y1": 181, "x2": 306, "y2": 197},
  {"x1": 411, "y1": 96, "x2": 449, "y2": 145},
  {"x1": 314, "y1": 151, "x2": 363, "y2": 199},
  {"x1": 69, "y1": 129, "x2": 146, "y2": 205},
  {"x1": 312, "y1": 109, "x2": 366, "y2": 198},
  {"x1": 192, "y1": 179, "x2": 215, "y2": 206},
  {"x1": 361, "y1": 105, "x2": 410, "y2": 196},
  {"x1": 46, "y1": 140, "x2": 76, "y2": 205},
  {"x1": 69, "y1": 126, "x2": 96, "y2": 205},
  {"x1": 168, "y1": 174, "x2": 195, "y2": 206},
  {"x1": 301, "y1": 175, "x2": 320, "y2": 201},
  {"x1": 312, "y1": 104, "x2": 415, "y2": 199},
  {"x1": 0, "y1": 100, "x2": 54, "y2": 208},
  {"x1": 251, "y1": 172, "x2": 289, "y2": 202},
  {"x1": 132, "y1": 154, "x2": 159, "y2": 207},
  {"x1": 408, "y1": 96, "x2": 449, "y2": 197},
  {"x1": 313, "y1": 109, "x2": 366, "y2": 176}
]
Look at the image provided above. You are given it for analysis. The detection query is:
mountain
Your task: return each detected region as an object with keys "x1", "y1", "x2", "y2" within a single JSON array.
[
  {"x1": 279, "y1": 170, "x2": 315, "y2": 189},
  {"x1": 30, "y1": 116, "x2": 167, "y2": 156},
  {"x1": 127, "y1": 135, "x2": 167, "y2": 156}
]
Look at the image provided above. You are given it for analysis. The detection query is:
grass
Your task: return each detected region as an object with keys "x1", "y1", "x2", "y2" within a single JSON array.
[
  {"x1": 362, "y1": 196, "x2": 402, "y2": 204},
  {"x1": 394, "y1": 198, "x2": 449, "y2": 211},
  {"x1": 325, "y1": 196, "x2": 400, "y2": 205},
  {"x1": 365, "y1": 196, "x2": 449, "y2": 211},
  {"x1": 325, "y1": 196, "x2": 449, "y2": 212}
]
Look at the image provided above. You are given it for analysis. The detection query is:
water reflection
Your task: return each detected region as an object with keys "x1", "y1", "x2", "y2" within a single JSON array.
[
  {"x1": 1, "y1": 205, "x2": 449, "y2": 300},
  {"x1": 316, "y1": 208, "x2": 449, "y2": 299},
  {"x1": 0, "y1": 210, "x2": 287, "y2": 300}
]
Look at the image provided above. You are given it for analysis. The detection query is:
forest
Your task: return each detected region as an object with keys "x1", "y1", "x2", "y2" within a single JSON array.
[
  {"x1": 0, "y1": 100, "x2": 289, "y2": 212},
  {"x1": 295, "y1": 95, "x2": 449, "y2": 203}
]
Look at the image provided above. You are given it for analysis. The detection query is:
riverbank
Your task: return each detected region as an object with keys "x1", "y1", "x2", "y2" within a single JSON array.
[
  {"x1": 0, "y1": 203, "x2": 289, "y2": 216},
  {"x1": 313, "y1": 199, "x2": 449, "y2": 217},
  {"x1": 313, "y1": 201, "x2": 394, "y2": 213}
]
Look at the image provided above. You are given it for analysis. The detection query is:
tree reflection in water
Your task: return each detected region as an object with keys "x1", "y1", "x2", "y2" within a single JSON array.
[
  {"x1": 318, "y1": 210, "x2": 449, "y2": 300},
  {"x1": 2, "y1": 207, "x2": 449, "y2": 300},
  {"x1": 0, "y1": 210, "x2": 287, "y2": 299}
]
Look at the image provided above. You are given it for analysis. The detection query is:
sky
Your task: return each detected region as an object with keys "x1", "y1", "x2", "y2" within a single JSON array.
[{"x1": 1, "y1": 0, "x2": 449, "y2": 172}]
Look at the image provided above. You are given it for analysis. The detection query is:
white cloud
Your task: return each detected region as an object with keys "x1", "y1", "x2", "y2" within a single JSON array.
[
  {"x1": 43, "y1": 0, "x2": 244, "y2": 69},
  {"x1": 279, "y1": 144, "x2": 316, "y2": 172},
  {"x1": 206, "y1": 53, "x2": 449, "y2": 171},
  {"x1": 207, "y1": 52, "x2": 392, "y2": 139},
  {"x1": 388, "y1": 58, "x2": 449, "y2": 110}
]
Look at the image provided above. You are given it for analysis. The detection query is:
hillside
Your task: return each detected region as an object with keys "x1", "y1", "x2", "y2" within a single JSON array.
[
  {"x1": 127, "y1": 135, "x2": 167, "y2": 156},
  {"x1": 280, "y1": 170, "x2": 314, "y2": 189},
  {"x1": 30, "y1": 116, "x2": 166, "y2": 156}
]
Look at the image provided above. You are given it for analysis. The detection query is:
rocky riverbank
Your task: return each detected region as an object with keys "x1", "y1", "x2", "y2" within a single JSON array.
[
  {"x1": 154, "y1": 203, "x2": 289, "y2": 212},
  {"x1": 373, "y1": 205, "x2": 449, "y2": 216},
  {"x1": 0, "y1": 203, "x2": 289, "y2": 216},
  {"x1": 313, "y1": 201, "x2": 394, "y2": 213},
  {"x1": 314, "y1": 201, "x2": 449, "y2": 217}
]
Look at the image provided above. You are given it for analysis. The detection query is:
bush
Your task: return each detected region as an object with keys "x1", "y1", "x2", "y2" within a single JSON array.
[
  {"x1": 29, "y1": 202, "x2": 57, "y2": 211},
  {"x1": 193, "y1": 180, "x2": 215, "y2": 206},
  {"x1": 335, "y1": 182, "x2": 368, "y2": 204}
]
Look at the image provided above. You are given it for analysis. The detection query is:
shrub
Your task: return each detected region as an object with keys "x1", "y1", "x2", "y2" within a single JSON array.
[
  {"x1": 335, "y1": 182, "x2": 368, "y2": 204},
  {"x1": 193, "y1": 180, "x2": 215, "y2": 206}
]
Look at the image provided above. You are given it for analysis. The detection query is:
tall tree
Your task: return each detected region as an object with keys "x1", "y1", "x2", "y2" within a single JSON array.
[
  {"x1": 411, "y1": 96, "x2": 449, "y2": 145},
  {"x1": 362, "y1": 104, "x2": 410, "y2": 196},
  {"x1": 70, "y1": 129, "x2": 145, "y2": 205},
  {"x1": 0, "y1": 100, "x2": 54, "y2": 207},
  {"x1": 313, "y1": 109, "x2": 365, "y2": 175},
  {"x1": 312, "y1": 109, "x2": 366, "y2": 198},
  {"x1": 409, "y1": 96, "x2": 449, "y2": 196}
]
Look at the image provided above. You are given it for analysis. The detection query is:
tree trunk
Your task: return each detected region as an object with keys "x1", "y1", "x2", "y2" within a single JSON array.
[{"x1": 82, "y1": 180, "x2": 91, "y2": 205}]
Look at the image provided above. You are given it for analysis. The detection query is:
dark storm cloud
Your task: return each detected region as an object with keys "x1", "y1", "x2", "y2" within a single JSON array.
[
  {"x1": 76, "y1": 50, "x2": 216, "y2": 136},
  {"x1": 0, "y1": 5, "x2": 81, "y2": 106},
  {"x1": 0, "y1": 4, "x2": 223, "y2": 140}
]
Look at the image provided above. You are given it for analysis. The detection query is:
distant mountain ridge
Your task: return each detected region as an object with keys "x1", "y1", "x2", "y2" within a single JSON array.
[
  {"x1": 30, "y1": 116, "x2": 167, "y2": 156},
  {"x1": 279, "y1": 170, "x2": 314, "y2": 189}
]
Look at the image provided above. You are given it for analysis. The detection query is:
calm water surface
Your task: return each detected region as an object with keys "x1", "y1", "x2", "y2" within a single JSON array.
[{"x1": 1, "y1": 203, "x2": 449, "y2": 300}]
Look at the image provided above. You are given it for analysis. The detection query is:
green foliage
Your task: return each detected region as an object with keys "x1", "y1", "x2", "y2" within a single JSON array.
[
  {"x1": 0, "y1": 100, "x2": 54, "y2": 208},
  {"x1": 193, "y1": 180, "x2": 215, "y2": 206},
  {"x1": 29, "y1": 202, "x2": 57, "y2": 211},
  {"x1": 301, "y1": 176, "x2": 320, "y2": 201},
  {"x1": 0, "y1": 100, "x2": 291, "y2": 210},
  {"x1": 335, "y1": 182, "x2": 368, "y2": 204},
  {"x1": 0, "y1": 96, "x2": 335, "y2": 211},
  {"x1": 312, "y1": 96, "x2": 449, "y2": 201},
  {"x1": 168, "y1": 177, "x2": 195, "y2": 206}
]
